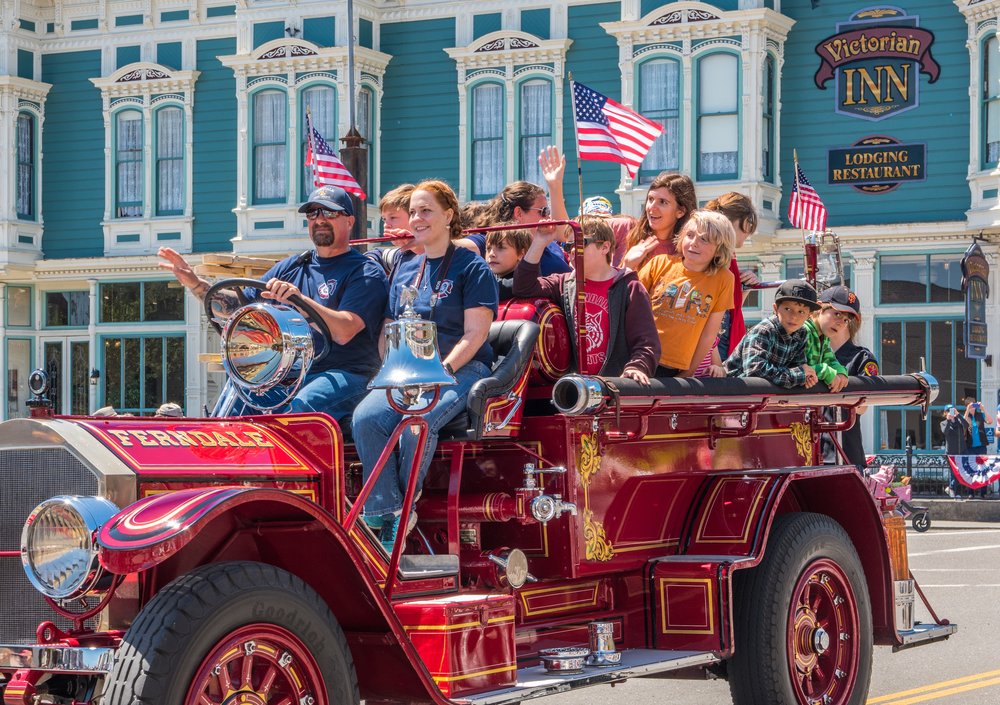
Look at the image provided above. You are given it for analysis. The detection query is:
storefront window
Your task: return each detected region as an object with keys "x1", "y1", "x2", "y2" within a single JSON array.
[
  {"x1": 6, "y1": 286, "x2": 31, "y2": 327},
  {"x1": 6, "y1": 339, "x2": 32, "y2": 419},
  {"x1": 46, "y1": 292, "x2": 90, "y2": 327},
  {"x1": 102, "y1": 335, "x2": 184, "y2": 415},
  {"x1": 879, "y1": 253, "x2": 962, "y2": 304},
  {"x1": 100, "y1": 281, "x2": 184, "y2": 323}
]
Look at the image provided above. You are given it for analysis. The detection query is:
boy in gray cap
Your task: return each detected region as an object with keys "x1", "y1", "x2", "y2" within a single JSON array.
[{"x1": 724, "y1": 279, "x2": 820, "y2": 388}]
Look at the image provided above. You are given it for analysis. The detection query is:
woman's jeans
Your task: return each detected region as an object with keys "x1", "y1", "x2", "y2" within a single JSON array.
[{"x1": 352, "y1": 360, "x2": 490, "y2": 518}]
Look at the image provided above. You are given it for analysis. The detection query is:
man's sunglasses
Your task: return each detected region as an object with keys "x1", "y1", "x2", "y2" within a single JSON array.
[{"x1": 305, "y1": 208, "x2": 345, "y2": 220}]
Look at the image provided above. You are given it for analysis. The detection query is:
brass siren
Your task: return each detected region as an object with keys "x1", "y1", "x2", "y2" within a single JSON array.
[{"x1": 369, "y1": 286, "x2": 456, "y2": 409}]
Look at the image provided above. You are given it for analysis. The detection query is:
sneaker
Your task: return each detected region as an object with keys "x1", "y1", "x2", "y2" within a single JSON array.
[
  {"x1": 362, "y1": 514, "x2": 385, "y2": 533},
  {"x1": 380, "y1": 510, "x2": 418, "y2": 555}
]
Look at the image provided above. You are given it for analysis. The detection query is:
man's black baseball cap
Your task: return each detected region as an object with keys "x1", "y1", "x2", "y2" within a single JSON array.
[
  {"x1": 299, "y1": 186, "x2": 354, "y2": 217},
  {"x1": 774, "y1": 279, "x2": 820, "y2": 311},
  {"x1": 819, "y1": 285, "x2": 861, "y2": 319}
]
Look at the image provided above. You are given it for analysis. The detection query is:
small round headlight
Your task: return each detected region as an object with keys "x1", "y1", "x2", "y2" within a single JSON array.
[{"x1": 21, "y1": 496, "x2": 119, "y2": 600}]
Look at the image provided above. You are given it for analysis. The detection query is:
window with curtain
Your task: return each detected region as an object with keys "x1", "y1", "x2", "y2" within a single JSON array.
[
  {"x1": 115, "y1": 110, "x2": 144, "y2": 218},
  {"x1": 253, "y1": 89, "x2": 287, "y2": 204},
  {"x1": 472, "y1": 83, "x2": 504, "y2": 201},
  {"x1": 358, "y1": 87, "x2": 374, "y2": 198},
  {"x1": 762, "y1": 55, "x2": 775, "y2": 182},
  {"x1": 16, "y1": 113, "x2": 34, "y2": 219},
  {"x1": 300, "y1": 85, "x2": 335, "y2": 199},
  {"x1": 984, "y1": 35, "x2": 1000, "y2": 168},
  {"x1": 697, "y1": 53, "x2": 739, "y2": 180},
  {"x1": 639, "y1": 59, "x2": 680, "y2": 180},
  {"x1": 156, "y1": 106, "x2": 184, "y2": 215},
  {"x1": 519, "y1": 79, "x2": 551, "y2": 186}
]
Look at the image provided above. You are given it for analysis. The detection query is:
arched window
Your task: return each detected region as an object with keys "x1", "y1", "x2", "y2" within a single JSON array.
[
  {"x1": 115, "y1": 110, "x2": 144, "y2": 218},
  {"x1": 519, "y1": 79, "x2": 551, "y2": 186},
  {"x1": 697, "y1": 53, "x2": 739, "y2": 180},
  {"x1": 638, "y1": 58, "x2": 680, "y2": 180},
  {"x1": 983, "y1": 35, "x2": 999, "y2": 169},
  {"x1": 471, "y1": 82, "x2": 504, "y2": 201},
  {"x1": 16, "y1": 112, "x2": 35, "y2": 219},
  {"x1": 300, "y1": 84, "x2": 335, "y2": 199},
  {"x1": 762, "y1": 55, "x2": 776, "y2": 182},
  {"x1": 252, "y1": 89, "x2": 287, "y2": 204},
  {"x1": 155, "y1": 106, "x2": 184, "y2": 215}
]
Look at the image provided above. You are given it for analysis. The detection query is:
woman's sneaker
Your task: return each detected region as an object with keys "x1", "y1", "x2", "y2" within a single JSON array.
[{"x1": 379, "y1": 510, "x2": 418, "y2": 555}]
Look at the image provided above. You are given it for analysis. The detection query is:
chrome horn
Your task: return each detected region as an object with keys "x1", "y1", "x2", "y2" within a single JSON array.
[{"x1": 369, "y1": 286, "x2": 456, "y2": 413}]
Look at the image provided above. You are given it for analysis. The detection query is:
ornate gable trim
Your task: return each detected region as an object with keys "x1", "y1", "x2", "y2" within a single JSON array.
[
  {"x1": 90, "y1": 62, "x2": 199, "y2": 97},
  {"x1": 446, "y1": 31, "x2": 571, "y2": 72},
  {"x1": 219, "y1": 38, "x2": 391, "y2": 79},
  {"x1": 602, "y1": 3, "x2": 794, "y2": 50}
]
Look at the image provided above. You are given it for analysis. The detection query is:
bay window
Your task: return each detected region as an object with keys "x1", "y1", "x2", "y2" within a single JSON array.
[
  {"x1": 300, "y1": 84, "x2": 336, "y2": 199},
  {"x1": 155, "y1": 106, "x2": 184, "y2": 215},
  {"x1": 984, "y1": 35, "x2": 999, "y2": 168},
  {"x1": 472, "y1": 82, "x2": 504, "y2": 200},
  {"x1": 519, "y1": 79, "x2": 552, "y2": 187},
  {"x1": 253, "y1": 89, "x2": 287, "y2": 204},
  {"x1": 697, "y1": 53, "x2": 739, "y2": 180},
  {"x1": 16, "y1": 113, "x2": 35, "y2": 219},
  {"x1": 115, "y1": 110, "x2": 144, "y2": 218},
  {"x1": 638, "y1": 59, "x2": 680, "y2": 180}
]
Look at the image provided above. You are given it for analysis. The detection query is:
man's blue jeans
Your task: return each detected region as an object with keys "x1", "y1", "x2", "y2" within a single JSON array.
[
  {"x1": 221, "y1": 368, "x2": 370, "y2": 422},
  {"x1": 351, "y1": 360, "x2": 490, "y2": 518}
]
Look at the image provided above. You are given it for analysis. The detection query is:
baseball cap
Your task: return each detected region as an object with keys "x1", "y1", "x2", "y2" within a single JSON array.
[
  {"x1": 820, "y1": 285, "x2": 861, "y2": 319},
  {"x1": 774, "y1": 279, "x2": 820, "y2": 311},
  {"x1": 298, "y1": 186, "x2": 354, "y2": 217},
  {"x1": 580, "y1": 196, "x2": 614, "y2": 217},
  {"x1": 93, "y1": 405, "x2": 118, "y2": 417}
]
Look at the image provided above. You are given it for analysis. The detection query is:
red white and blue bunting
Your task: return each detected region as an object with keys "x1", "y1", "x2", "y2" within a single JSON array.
[{"x1": 948, "y1": 455, "x2": 1000, "y2": 489}]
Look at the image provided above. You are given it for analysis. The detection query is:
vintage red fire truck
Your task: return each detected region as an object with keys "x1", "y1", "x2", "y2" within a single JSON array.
[{"x1": 0, "y1": 259, "x2": 955, "y2": 705}]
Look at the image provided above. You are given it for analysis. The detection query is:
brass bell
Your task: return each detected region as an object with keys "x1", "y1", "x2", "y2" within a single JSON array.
[{"x1": 369, "y1": 286, "x2": 456, "y2": 408}]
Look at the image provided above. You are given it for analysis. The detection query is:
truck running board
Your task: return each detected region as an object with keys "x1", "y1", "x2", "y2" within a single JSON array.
[
  {"x1": 459, "y1": 649, "x2": 719, "y2": 705},
  {"x1": 892, "y1": 622, "x2": 958, "y2": 652}
]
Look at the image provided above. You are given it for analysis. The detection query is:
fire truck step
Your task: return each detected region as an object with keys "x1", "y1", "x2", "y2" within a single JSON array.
[
  {"x1": 460, "y1": 649, "x2": 719, "y2": 705},
  {"x1": 893, "y1": 622, "x2": 958, "y2": 652}
]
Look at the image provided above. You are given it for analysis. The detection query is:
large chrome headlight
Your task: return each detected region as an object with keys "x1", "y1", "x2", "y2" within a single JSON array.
[
  {"x1": 221, "y1": 303, "x2": 314, "y2": 412},
  {"x1": 21, "y1": 496, "x2": 119, "y2": 600}
]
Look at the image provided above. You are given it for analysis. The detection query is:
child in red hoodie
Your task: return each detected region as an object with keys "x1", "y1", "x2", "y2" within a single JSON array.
[{"x1": 513, "y1": 215, "x2": 660, "y2": 383}]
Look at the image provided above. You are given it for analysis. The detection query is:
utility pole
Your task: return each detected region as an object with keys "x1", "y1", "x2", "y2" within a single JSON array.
[{"x1": 339, "y1": 0, "x2": 368, "y2": 239}]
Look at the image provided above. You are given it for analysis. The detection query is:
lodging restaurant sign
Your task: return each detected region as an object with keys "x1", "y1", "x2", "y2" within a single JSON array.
[
  {"x1": 828, "y1": 136, "x2": 926, "y2": 193},
  {"x1": 814, "y1": 6, "x2": 939, "y2": 121},
  {"x1": 961, "y1": 242, "x2": 990, "y2": 360}
]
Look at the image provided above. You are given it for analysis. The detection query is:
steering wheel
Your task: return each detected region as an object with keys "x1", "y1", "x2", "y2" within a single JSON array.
[{"x1": 203, "y1": 278, "x2": 333, "y2": 366}]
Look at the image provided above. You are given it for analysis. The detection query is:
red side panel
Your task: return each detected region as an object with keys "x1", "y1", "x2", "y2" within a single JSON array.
[
  {"x1": 685, "y1": 475, "x2": 780, "y2": 556},
  {"x1": 394, "y1": 593, "x2": 516, "y2": 698},
  {"x1": 651, "y1": 560, "x2": 726, "y2": 653}
]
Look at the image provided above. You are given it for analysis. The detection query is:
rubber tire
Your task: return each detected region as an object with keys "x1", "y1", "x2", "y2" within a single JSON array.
[
  {"x1": 912, "y1": 513, "x2": 931, "y2": 532},
  {"x1": 728, "y1": 512, "x2": 873, "y2": 705},
  {"x1": 103, "y1": 561, "x2": 359, "y2": 705}
]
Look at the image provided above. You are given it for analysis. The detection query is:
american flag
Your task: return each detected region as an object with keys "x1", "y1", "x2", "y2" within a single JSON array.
[
  {"x1": 788, "y1": 162, "x2": 828, "y2": 232},
  {"x1": 305, "y1": 114, "x2": 366, "y2": 200},
  {"x1": 571, "y1": 81, "x2": 664, "y2": 178}
]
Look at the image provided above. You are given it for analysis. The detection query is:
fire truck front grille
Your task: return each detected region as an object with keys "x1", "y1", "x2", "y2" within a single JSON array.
[{"x1": 0, "y1": 447, "x2": 99, "y2": 644}]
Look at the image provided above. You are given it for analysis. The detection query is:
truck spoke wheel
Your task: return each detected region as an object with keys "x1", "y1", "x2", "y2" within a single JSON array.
[
  {"x1": 729, "y1": 512, "x2": 873, "y2": 705},
  {"x1": 787, "y1": 559, "x2": 859, "y2": 705},
  {"x1": 187, "y1": 624, "x2": 327, "y2": 705}
]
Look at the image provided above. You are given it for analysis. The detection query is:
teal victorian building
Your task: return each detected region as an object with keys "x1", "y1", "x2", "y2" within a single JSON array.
[{"x1": 0, "y1": 0, "x2": 997, "y2": 456}]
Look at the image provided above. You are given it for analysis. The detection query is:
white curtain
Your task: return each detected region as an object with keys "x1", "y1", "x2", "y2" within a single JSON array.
[
  {"x1": 156, "y1": 107, "x2": 183, "y2": 214},
  {"x1": 472, "y1": 83, "x2": 504, "y2": 199},
  {"x1": 986, "y1": 37, "x2": 1000, "y2": 164},
  {"x1": 520, "y1": 80, "x2": 551, "y2": 186},
  {"x1": 698, "y1": 53, "x2": 738, "y2": 177},
  {"x1": 116, "y1": 111, "x2": 143, "y2": 217},
  {"x1": 302, "y1": 85, "x2": 335, "y2": 193},
  {"x1": 253, "y1": 90, "x2": 287, "y2": 202},
  {"x1": 639, "y1": 60, "x2": 680, "y2": 173},
  {"x1": 16, "y1": 114, "x2": 33, "y2": 217}
]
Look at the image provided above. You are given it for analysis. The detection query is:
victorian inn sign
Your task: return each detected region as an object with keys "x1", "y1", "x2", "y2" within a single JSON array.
[{"x1": 814, "y1": 7, "x2": 940, "y2": 120}]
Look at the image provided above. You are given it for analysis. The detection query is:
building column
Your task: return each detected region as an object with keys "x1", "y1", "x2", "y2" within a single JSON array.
[
  {"x1": 88, "y1": 279, "x2": 98, "y2": 413},
  {"x1": 850, "y1": 250, "x2": 878, "y2": 455}
]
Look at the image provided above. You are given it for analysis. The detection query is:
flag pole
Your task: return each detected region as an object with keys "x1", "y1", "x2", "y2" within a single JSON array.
[
  {"x1": 793, "y1": 149, "x2": 818, "y2": 288},
  {"x1": 567, "y1": 72, "x2": 585, "y2": 221}
]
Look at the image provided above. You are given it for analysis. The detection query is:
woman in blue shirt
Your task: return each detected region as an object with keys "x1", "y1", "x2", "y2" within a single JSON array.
[{"x1": 352, "y1": 180, "x2": 498, "y2": 552}]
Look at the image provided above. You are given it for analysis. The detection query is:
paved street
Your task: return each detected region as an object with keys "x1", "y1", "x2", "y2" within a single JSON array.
[{"x1": 543, "y1": 521, "x2": 1000, "y2": 705}]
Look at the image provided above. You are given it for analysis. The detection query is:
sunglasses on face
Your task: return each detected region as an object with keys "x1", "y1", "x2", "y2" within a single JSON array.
[
  {"x1": 560, "y1": 238, "x2": 601, "y2": 251},
  {"x1": 305, "y1": 209, "x2": 344, "y2": 220},
  {"x1": 526, "y1": 206, "x2": 551, "y2": 217}
]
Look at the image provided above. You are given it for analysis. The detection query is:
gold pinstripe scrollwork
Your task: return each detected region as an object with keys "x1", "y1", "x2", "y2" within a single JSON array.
[
  {"x1": 578, "y1": 432, "x2": 614, "y2": 561},
  {"x1": 789, "y1": 422, "x2": 813, "y2": 461}
]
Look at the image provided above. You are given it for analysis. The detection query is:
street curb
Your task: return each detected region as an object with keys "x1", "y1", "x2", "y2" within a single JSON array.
[{"x1": 912, "y1": 497, "x2": 1000, "y2": 522}]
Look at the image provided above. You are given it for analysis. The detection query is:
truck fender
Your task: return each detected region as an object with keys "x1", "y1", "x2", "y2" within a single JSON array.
[{"x1": 98, "y1": 486, "x2": 273, "y2": 573}]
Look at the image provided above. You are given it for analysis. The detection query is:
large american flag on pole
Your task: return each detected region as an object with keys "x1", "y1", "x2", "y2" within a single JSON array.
[
  {"x1": 788, "y1": 162, "x2": 828, "y2": 232},
  {"x1": 571, "y1": 80, "x2": 664, "y2": 178},
  {"x1": 305, "y1": 113, "x2": 366, "y2": 200}
]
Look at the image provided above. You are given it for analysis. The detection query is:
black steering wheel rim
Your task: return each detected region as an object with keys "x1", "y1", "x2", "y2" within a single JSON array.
[{"x1": 203, "y1": 278, "x2": 333, "y2": 366}]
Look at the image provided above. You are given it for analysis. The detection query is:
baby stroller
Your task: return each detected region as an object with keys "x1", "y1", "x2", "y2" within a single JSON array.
[{"x1": 867, "y1": 465, "x2": 931, "y2": 532}]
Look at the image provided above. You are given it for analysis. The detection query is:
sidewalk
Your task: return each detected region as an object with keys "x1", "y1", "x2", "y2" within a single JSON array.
[{"x1": 911, "y1": 497, "x2": 1000, "y2": 523}]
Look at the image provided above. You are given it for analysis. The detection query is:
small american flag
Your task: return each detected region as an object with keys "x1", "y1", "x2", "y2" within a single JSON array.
[
  {"x1": 305, "y1": 114, "x2": 366, "y2": 200},
  {"x1": 572, "y1": 81, "x2": 664, "y2": 178},
  {"x1": 788, "y1": 162, "x2": 828, "y2": 232}
]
